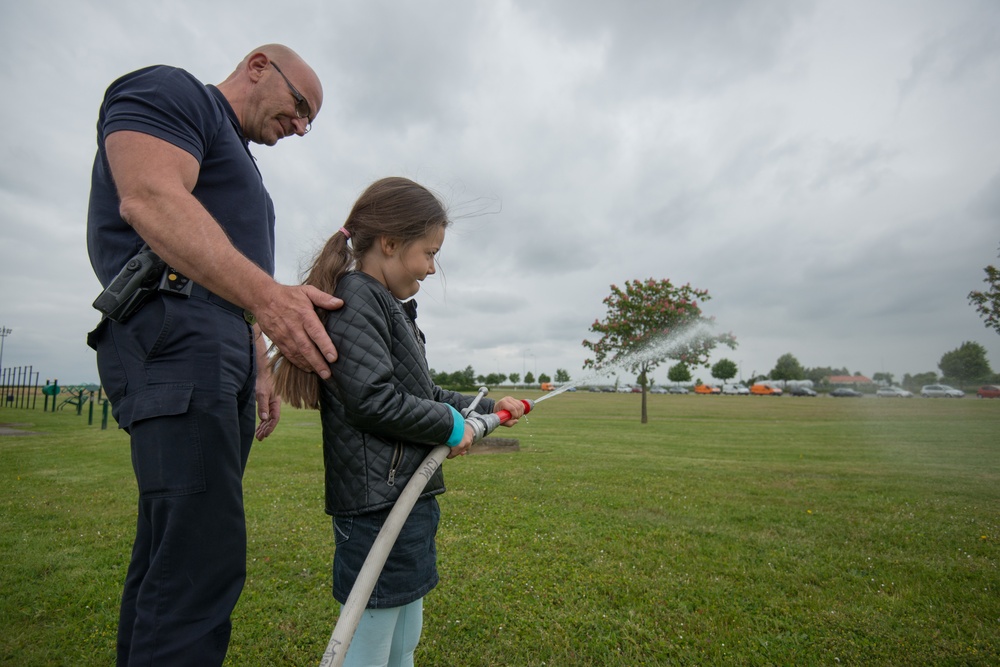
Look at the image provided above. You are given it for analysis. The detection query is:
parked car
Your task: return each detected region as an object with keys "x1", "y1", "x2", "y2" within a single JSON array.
[
  {"x1": 921, "y1": 384, "x2": 964, "y2": 398},
  {"x1": 694, "y1": 384, "x2": 721, "y2": 394},
  {"x1": 649, "y1": 386, "x2": 668, "y2": 394},
  {"x1": 876, "y1": 386, "x2": 913, "y2": 398},
  {"x1": 789, "y1": 386, "x2": 816, "y2": 397},
  {"x1": 976, "y1": 385, "x2": 1000, "y2": 399},
  {"x1": 830, "y1": 387, "x2": 863, "y2": 397},
  {"x1": 722, "y1": 384, "x2": 749, "y2": 395},
  {"x1": 750, "y1": 384, "x2": 782, "y2": 396},
  {"x1": 668, "y1": 386, "x2": 689, "y2": 394}
]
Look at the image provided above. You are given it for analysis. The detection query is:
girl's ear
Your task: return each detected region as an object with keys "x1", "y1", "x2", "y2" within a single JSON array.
[{"x1": 380, "y1": 236, "x2": 399, "y2": 257}]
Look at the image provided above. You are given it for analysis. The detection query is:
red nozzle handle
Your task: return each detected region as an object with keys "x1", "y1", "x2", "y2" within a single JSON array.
[{"x1": 495, "y1": 399, "x2": 534, "y2": 423}]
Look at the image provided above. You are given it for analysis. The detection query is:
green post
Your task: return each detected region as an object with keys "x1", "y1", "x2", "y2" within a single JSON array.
[
  {"x1": 42, "y1": 381, "x2": 58, "y2": 412},
  {"x1": 101, "y1": 400, "x2": 109, "y2": 430},
  {"x1": 88, "y1": 393, "x2": 94, "y2": 425}
]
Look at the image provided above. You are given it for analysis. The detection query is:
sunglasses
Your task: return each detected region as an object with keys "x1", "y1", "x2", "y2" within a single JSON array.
[{"x1": 270, "y1": 61, "x2": 312, "y2": 133}]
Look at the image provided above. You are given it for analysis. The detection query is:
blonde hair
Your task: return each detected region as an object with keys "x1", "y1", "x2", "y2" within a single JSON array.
[{"x1": 270, "y1": 177, "x2": 450, "y2": 408}]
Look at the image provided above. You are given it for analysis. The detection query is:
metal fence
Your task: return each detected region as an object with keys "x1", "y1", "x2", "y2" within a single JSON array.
[{"x1": 1, "y1": 365, "x2": 39, "y2": 410}]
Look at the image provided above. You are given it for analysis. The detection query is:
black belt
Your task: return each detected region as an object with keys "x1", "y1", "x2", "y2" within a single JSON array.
[{"x1": 188, "y1": 284, "x2": 257, "y2": 325}]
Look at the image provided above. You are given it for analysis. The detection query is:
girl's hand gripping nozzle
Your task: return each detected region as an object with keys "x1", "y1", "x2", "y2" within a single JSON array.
[{"x1": 464, "y1": 396, "x2": 535, "y2": 443}]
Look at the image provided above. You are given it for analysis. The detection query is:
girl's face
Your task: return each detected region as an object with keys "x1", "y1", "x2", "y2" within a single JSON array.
[{"x1": 382, "y1": 225, "x2": 445, "y2": 300}]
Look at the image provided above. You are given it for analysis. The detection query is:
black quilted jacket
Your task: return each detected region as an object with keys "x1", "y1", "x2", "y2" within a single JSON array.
[{"x1": 319, "y1": 271, "x2": 494, "y2": 516}]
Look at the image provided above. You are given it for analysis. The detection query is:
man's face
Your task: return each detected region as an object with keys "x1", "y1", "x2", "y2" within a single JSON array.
[{"x1": 245, "y1": 60, "x2": 321, "y2": 146}]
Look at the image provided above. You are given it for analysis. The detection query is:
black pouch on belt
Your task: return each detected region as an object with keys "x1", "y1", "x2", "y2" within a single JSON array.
[{"x1": 91, "y1": 245, "x2": 166, "y2": 323}]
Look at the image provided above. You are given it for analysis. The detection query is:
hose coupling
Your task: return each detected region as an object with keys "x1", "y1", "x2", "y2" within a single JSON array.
[{"x1": 465, "y1": 412, "x2": 502, "y2": 443}]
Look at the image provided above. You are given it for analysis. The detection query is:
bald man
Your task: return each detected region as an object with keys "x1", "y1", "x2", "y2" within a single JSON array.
[{"x1": 87, "y1": 45, "x2": 340, "y2": 666}]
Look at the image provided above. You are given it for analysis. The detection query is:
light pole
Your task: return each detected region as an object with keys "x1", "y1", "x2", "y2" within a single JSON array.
[{"x1": 0, "y1": 327, "x2": 11, "y2": 374}]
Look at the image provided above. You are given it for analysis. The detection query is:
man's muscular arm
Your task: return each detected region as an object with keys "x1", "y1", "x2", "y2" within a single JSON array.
[{"x1": 105, "y1": 130, "x2": 341, "y2": 377}]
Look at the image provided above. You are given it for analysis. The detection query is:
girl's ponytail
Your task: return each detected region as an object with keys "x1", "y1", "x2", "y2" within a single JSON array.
[{"x1": 269, "y1": 230, "x2": 352, "y2": 409}]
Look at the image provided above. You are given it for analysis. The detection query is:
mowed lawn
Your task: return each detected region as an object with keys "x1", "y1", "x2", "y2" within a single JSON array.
[{"x1": 2, "y1": 392, "x2": 998, "y2": 665}]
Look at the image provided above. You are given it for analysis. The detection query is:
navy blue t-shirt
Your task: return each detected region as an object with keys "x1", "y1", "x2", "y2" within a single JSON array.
[{"x1": 87, "y1": 65, "x2": 275, "y2": 287}]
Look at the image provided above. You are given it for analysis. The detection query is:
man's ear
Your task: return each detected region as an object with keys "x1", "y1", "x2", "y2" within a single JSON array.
[{"x1": 247, "y1": 52, "x2": 269, "y2": 82}]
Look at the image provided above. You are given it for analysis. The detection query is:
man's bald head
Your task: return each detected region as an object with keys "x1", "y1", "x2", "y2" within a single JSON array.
[{"x1": 218, "y1": 44, "x2": 324, "y2": 145}]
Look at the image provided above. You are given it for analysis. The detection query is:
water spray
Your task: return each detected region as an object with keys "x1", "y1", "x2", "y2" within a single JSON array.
[
  {"x1": 541, "y1": 321, "x2": 723, "y2": 396},
  {"x1": 319, "y1": 388, "x2": 533, "y2": 667}
]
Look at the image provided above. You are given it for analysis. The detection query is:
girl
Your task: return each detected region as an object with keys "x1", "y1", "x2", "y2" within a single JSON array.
[{"x1": 272, "y1": 177, "x2": 525, "y2": 667}]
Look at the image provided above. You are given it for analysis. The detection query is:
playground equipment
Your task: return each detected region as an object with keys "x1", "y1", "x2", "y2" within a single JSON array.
[{"x1": 2, "y1": 370, "x2": 111, "y2": 429}]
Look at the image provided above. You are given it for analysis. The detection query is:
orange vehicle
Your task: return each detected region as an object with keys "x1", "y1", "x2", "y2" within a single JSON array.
[
  {"x1": 750, "y1": 384, "x2": 783, "y2": 396},
  {"x1": 540, "y1": 382, "x2": 556, "y2": 391},
  {"x1": 694, "y1": 384, "x2": 720, "y2": 394}
]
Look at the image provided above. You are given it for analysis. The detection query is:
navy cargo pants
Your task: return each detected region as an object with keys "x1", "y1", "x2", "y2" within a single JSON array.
[{"x1": 93, "y1": 289, "x2": 256, "y2": 667}]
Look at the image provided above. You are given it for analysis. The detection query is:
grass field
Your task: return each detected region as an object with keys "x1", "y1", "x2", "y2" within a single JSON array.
[{"x1": 2, "y1": 392, "x2": 998, "y2": 665}]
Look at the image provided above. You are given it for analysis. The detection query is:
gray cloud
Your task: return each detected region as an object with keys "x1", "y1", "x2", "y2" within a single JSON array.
[{"x1": 0, "y1": 0, "x2": 998, "y2": 387}]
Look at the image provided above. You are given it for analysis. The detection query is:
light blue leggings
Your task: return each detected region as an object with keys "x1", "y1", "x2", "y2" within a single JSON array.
[{"x1": 342, "y1": 599, "x2": 424, "y2": 667}]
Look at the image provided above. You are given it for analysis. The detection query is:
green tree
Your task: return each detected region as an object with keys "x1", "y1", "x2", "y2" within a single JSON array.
[
  {"x1": 711, "y1": 358, "x2": 738, "y2": 383},
  {"x1": 433, "y1": 367, "x2": 478, "y2": 390},
  {"x1": 524, "y1": 371, "x2": 535, "y2": 385},
  {"x1": 555, "y1": 368, "x2": 571, "y2": 383},
  {"x1": 903, "y1": 371, "x2": 937, "y2": 392},
  {"x1": 968, "y1": 248, "x2": 1000, "y2": 336},
  {"x1": 872, "y1": 372, "x2": 894, "y2": 386},
  {"x1": 770, "y1": 353, "x2": 805, "y2": 381},
  {"x1": 538, "y1": 372, "x2": 552, "y2": 384},
  {"x1": 453, "y1": 366, "x2": 476, "y2": 390},
  {"x1": 583, "y1": 278, "x2": 737, "y2": 423},
  {"x1": 508, "y1": 372, "x2": 520, "y2": 386},
  {"x1": 938, "y1": 342, "x2": 993, "y2": 384},
  {"x1": 668, "y1": 363, "x2": 691, "y2": 385},
  {"x1": 803, "y1": 366, "x2": 849, "y2": 387}
]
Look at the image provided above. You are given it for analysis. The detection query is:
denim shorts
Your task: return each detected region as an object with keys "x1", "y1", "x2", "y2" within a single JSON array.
[{"x1": 333, "y1": 496, "x2": 440, "y2": 608}]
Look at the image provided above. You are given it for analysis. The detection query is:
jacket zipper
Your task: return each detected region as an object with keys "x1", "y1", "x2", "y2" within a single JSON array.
[{"x1": 387, "y1": 443, "x2": 403, "y2": 487}]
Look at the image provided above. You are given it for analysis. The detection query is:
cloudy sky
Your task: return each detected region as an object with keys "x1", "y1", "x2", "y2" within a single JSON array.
[{"x1": 2, "y1": 0, "x2": 999, "y2": 388}]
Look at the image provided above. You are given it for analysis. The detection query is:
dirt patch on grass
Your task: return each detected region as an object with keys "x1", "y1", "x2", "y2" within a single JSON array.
[
  {"x1": 470, "y1": 437, "x2": 519, "y2": 454},
  {"x1": 0, "y1": 423, "x2": 38, "y2": 436}
]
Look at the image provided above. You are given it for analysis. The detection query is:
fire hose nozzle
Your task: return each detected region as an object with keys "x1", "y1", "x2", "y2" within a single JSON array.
[{"x1": 466, "y1": 399, "x2": 534, "y2": 443}]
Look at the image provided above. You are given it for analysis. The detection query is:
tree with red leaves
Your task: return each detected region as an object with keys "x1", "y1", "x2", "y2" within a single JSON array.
[
  {"x1": 583, "y1": 278, "x2": 737, "y2": 423},
  {"x1": 968, "y1": 248, "x2": 1000, "y2": 336}
]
